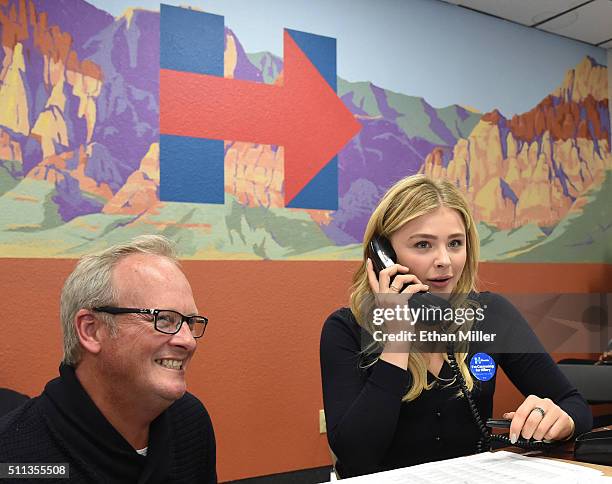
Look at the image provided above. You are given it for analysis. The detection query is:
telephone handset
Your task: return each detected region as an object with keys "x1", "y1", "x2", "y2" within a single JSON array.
[
  {"x1": 368, "y1": 235, "x2": 451, "y2": 323},
  {"x1": 368, "y1": 236, "x2": 400, "y2": 279}
]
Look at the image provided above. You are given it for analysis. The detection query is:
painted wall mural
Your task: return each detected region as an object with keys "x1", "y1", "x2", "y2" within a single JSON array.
[{"x1": 0, "y1": 0, "x2": 610, "y2": 261}]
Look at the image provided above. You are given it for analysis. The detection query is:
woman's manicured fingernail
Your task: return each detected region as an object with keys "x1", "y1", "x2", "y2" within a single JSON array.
[
  {"x1": 510, "y1": 433, "x2": 517, "y2": 444},
  {"x1": 503, "y1": 413, "x2": 509, "y2": 418}
]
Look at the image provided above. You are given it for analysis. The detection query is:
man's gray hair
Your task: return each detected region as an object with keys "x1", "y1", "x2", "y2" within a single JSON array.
[{"x1": 60, "y1": 235, "x2": 178, "y2": 365}]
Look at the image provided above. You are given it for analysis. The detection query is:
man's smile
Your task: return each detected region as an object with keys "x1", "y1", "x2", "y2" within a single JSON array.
[{"x1": 155, "y1": 358, "x2": 185, "y2": 370}]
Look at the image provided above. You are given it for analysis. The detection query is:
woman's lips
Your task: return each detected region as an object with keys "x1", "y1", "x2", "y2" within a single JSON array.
[{"x1": 427, "y1": 277, "x2": 452, "y2": 288}]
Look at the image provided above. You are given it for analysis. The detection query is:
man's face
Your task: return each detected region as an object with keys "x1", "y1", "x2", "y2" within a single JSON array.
[{"x1": 97, "y1": 253, "x2": 198, "y2": 407}]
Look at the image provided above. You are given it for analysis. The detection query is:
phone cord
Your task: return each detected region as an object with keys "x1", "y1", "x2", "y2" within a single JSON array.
[
  {"x1": 446, "y1": 344, "x2": 556, "y2": 451},
  {"x1": 445, "y1": 345, "x2": 490, "y2": 452}
]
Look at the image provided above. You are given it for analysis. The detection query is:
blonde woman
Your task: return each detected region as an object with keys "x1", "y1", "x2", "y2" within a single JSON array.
[{"x1": 320, "y1": 174, "x2": 591, "y2": 478}]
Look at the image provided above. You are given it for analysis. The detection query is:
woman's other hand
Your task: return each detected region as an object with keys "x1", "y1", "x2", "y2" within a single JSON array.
[{"x1": 503, "y1": 394, "x2": 575, "y2": 443}]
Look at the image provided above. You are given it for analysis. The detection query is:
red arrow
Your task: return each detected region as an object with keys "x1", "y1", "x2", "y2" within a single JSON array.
[{"x1": 160, "y1": 30, "x2": 362, "y2": 206}]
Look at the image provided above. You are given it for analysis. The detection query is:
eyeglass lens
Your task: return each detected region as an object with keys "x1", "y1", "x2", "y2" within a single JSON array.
[{"x1": 156, "y1": 310, "x2": 206, "y2": 337}]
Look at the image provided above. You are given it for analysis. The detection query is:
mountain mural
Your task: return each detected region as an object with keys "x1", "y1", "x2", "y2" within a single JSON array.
[
  {"x1": 421, "y1": 57, "x2": 609, "y2": 227},
  {"x1": 0, "y1": 0, "x2": 609, "y2": 261},
  {"x1": 419, "y1": 57, "x2": 610, "y2": 259}
]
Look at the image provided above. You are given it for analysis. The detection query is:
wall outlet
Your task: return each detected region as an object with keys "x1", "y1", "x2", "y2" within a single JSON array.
[{"x1": 319, "y1": 409, "x2": 326, "y2": 434}]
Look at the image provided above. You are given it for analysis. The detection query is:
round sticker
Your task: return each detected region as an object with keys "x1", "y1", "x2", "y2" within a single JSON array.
[{"x1": 469, "y1": 353, "x2": 496, "y2": 381}]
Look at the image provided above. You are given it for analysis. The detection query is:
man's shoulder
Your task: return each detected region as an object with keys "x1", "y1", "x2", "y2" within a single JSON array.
[
  {"x1": 0, "y1": 397, "x2": 58, "y2": 460},
  {"x1": 0, "y1": 388, "x2": 29, "y2": 417},
  {"x1": 0, "y1": 398, "x2": 42, "y2": 435},
  {"x1": 168, "y1": 392, "x2": 213, "y2": 429},
  {"x1": 167, "y1": 393, "x2": 216, "y2": 480},
  {"x1": 171, "y1": 391, "x2": 208, "y2": 414}
]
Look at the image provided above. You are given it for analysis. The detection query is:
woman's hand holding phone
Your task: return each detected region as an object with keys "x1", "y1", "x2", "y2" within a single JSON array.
[
  {"x1": 366, "y1": 258, "x2": 429, "y2": 297},
  {"x1": 366, "y1": 258, "x2": 429, "y2": 370}
]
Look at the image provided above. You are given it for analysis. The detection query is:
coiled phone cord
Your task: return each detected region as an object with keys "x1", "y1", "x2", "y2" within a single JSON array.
[{"x1": 446, "y1": 344, "x2": 558, "y2": 451}]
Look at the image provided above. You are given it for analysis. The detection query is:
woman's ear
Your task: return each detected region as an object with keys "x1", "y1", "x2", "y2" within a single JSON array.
[{"x1": 74, "y1": 309, "x2": 105, "y2": 355}]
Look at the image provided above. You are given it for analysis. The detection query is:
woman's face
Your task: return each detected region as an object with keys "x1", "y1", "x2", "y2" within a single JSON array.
[{"x1": 389, "y1": 207, "x2": 467, "y2": 294}]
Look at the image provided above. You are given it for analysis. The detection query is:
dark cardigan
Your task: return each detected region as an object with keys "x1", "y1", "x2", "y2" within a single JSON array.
[{"x1": 321, "y1": 293, "x2": 593, "y2": 478}]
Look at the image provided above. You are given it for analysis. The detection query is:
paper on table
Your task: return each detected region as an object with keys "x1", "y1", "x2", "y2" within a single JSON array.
[{"x1": 334, "y1": 451, "x2": 605, "y2": 483}]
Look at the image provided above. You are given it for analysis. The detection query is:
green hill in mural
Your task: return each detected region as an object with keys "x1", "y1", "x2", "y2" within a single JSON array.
[
  {"x1": 4, "y1": 169, "x2": 608, "y2": 261},
  {"x1": 0, "y1": 213, "x2": 135, "y2": 257},
  {"x1": 475, "y1": 170, "x2": 611, "y2": 263},
  {"x1": 478, "y1": 222, "x2": 547, "y2": 261},
  {"x1": 0, "y1": 194, "x2": 341, "y2": 259},
  {"x1": 0, "y1": 159, "x2": 22, "y2": 197},
  {"x1": 0, "y1": 179, "x2": 63, "y2": 233},
  {"x1": 130, "y1": 199, "x2": 336, "y2": 259}
]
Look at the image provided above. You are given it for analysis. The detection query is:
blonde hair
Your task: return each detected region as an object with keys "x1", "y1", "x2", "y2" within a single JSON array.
[
  {"x1": 60, "y1": 235, "x2": 179, "y2": 365},
  {"x1": 349, "y1": 174, "x2": 480, "y2": 401}
]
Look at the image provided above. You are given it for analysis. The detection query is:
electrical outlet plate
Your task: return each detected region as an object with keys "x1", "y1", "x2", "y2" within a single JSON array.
[{"x1": 319, "y1": 409, "x2": 326, "y2": 434}]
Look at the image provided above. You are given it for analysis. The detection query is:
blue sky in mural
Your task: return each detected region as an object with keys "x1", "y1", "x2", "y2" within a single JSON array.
[{"x1": 89, "y1": 0, "x2": 607, "y2": 117}]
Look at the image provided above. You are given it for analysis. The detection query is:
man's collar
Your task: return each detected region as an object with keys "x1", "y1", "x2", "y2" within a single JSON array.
[{"x1": 41, "y1": 364, "x2": 171, "y2": 483}]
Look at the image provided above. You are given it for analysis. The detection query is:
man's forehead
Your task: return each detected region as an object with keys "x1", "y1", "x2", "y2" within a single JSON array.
[
  {"x1": 114, "y1": 253, "x2": 177, "y2": 274},
  {"x1": 112, "y1": 254, "x2": 185, "y2": 290},
  {"x1": 111, "y1": 254, "x2": 196, "y2": 310}
]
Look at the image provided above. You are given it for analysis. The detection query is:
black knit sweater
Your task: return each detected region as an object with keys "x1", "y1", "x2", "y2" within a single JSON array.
[{"x1": 0, "y1": 365, "x2": 216, "y2": 483}]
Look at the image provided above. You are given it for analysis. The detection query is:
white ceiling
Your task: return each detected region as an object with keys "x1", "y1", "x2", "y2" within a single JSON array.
[{"x1": 439, "y1": 0, "x2": 612, "y2": 49}]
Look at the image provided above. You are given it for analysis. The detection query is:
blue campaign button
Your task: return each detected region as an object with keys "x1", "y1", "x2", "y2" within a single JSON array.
[{"x1": 469, "y1": 352, "x2": 496, "y2": 381}]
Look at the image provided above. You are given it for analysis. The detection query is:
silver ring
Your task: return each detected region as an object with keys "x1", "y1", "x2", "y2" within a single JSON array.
[
  {"x1": 532, "y1": 406, "x2": 546, "y2": 418},
  {"x1": 389, "y1": 285, "x2": 401, "y2": 293}
]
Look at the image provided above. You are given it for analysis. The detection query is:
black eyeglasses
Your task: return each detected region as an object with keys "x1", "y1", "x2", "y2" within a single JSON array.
[{"x1": 93, "y1": 307, "x2": 208, "y2": 338}]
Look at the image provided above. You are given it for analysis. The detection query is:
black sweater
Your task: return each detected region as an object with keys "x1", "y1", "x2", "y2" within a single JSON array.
[
  {"x1": 320, "y1": 292, "x2": 592, "y2": 478},
  {"x1": 0, "y1": 365, "x2": 216, "y2": 483}
]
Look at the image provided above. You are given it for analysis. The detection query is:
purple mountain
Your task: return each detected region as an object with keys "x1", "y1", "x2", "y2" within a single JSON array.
[
  {"x1": 325, "y1": 119, "x2": 438, "y2": 243},
  {"x1": 82, "y1": 9, "x2": 160, "y2": 182},
  {"x1": 28, "y1": 0, "x2": 114, "y2": 58},
  {"x1": 225, "y1": 27, "x2": 263, "y2": 82}
]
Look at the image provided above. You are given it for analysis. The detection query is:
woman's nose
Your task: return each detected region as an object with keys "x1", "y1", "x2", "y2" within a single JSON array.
[{"x1": 434, "y1": 248, "x2": 451, "y2": 267}]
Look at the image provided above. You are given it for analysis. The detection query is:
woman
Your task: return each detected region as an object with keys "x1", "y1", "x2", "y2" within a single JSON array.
[{"x1": 320, "y1": 174, "x2": 592, "y2": 478}]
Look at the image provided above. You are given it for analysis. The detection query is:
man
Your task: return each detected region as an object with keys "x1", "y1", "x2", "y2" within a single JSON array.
[{"x1": 0, "y1": 235, "x2": 216, "y2": 483}]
